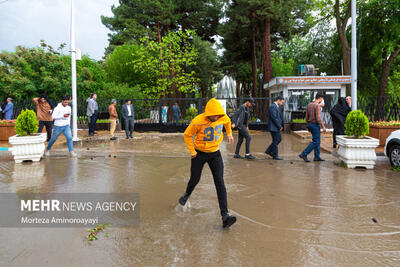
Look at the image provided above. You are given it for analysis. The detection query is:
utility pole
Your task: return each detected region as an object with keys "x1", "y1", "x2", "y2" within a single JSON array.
[
  {"x1": 70, "y1": 0, "x2": 79, "y2": 141},
  {"x1": 351, "y1": 0, "x2": 357, "y2": 110}
]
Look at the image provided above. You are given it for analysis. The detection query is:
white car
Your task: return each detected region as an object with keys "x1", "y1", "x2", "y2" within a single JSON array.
[{"x1": 384, "y1": 130, "x2": 400, "y2": 167}]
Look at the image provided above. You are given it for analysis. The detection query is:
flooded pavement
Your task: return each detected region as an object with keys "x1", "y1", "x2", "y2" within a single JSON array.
[{"x1": 0, "y1": 133, "x2": 400, "y2": 266}]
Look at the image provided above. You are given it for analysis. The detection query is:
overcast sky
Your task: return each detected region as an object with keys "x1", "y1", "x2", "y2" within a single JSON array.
[{"x1": 0, "y1": 0, "x2": 119, "y2": 60}]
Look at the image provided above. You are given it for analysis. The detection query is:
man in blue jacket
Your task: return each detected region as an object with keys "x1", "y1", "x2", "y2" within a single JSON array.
[
  {"x1": 266, "y1": 96, "x2": 285, "y2": 160},
  {"x1": 3, "y1": 98, "x2": 13, "y2": 120}
]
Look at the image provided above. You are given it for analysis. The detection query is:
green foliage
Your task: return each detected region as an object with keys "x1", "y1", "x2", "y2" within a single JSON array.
[
  {"x1": 191, "y1": 35, "x2": 222, "y2": 97},
  {"x1": 133, "y1": 30, "x2": 200, "y2": 98},
  {"x1": 185, "y1": 107, "x2": 198, "y2": 121},
  {"x1": 101, "y1": 0, "x2": 222, "y2": 54},
  {"x1": 0, "y1": 41, "x2": 108, "y2": 101},
  {"x1": 15, "y1": 109, "x2": 38, "y2": 136},
  {"x1": 272, "y1": 55, "x2": 295, "y2": 76},
  {"x1": 292, "y1": 118, "x2": 306, "y2": 123},
  {"x1": 344, "y1": 110, "x2": 370, "y2": 138}
]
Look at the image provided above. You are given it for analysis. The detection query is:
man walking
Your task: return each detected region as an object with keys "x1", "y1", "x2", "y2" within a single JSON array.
[
  {"x1": 45, "y1": 96, "x2": 76, "y2": 157},
  {"x1": 172, "y1": 102, "x2": 180, "y2": 123},
  {"x1": 121, "y1": 99, "x2": 134, "y2": 139},
  {"x1": 86, "y1": 93, "x2": 98, "y2": 136},
  {"x1": 33, "y1": 94, "x2": 54, "y2": 142},
  {"x1": 232, "y1": 97, "x2": 256, "y2": 159},
  {"x1": 266, "y1": 96, "x2": 284, "y2": 160},
  {"x1": 108, "y1": 99, "x2": 118, "y2": 141},
  {"x1": 178, "y1": 98, "x2": 237, "y2": 229},
  {"x1": 299, "y1": 93, "x2": 327, "y2": 162},
  {"x1": 3, "y1": 97, "x2": 13, "y2": 120}
]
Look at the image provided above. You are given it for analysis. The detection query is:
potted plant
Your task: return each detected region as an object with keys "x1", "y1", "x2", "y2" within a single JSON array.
[
  {"x1": 369, "y1": 121, "x2": 400, "y2": 146},
  {"x1": 336, "y1": 110, "x2": 379, "y2": 169},
  {"x1": 0, "y1": 120, "x2": 16, "y2": 141},
  {"x1": 8, "y1": 109, "x2": 47, "y2": 163},
  {"x1": 290, "y1": 118, "x2": 308, "y2": 131}
]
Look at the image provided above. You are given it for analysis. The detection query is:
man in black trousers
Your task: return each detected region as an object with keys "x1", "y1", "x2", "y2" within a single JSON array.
[
  {"x1": 232, "y1": 97, "x2": 256, "y2": 159},
  {"x1": 266, "y1": 96, "x2": 285, "y2": 160},
  {"x1": 121, "y1": 99, "x2": 135, "y2": 139}
]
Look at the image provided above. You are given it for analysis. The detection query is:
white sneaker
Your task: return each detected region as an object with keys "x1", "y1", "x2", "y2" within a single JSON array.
[
  {"x1": 70, "y1": 151, "x2": 77, "y2": 157},
  {"x1": 44, "y1": 151, "x2": 50, "y2": 157}
]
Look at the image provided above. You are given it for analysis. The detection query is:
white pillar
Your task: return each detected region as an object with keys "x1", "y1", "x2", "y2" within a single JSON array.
[
  {"x1": 351, "y1": 0, "x2": 357, "y2": 110},
  {"x1": 70, "y1": 0, "x2": 79, "y2": 141}
]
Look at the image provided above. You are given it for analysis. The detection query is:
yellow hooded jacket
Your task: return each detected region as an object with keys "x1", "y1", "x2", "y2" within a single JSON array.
[{"x1": 184, "y1": 98, "x2": 232, "y2": 156}]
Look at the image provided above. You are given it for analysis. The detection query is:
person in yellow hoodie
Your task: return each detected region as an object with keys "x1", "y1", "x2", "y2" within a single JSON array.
[{"x1": 179, "y1": 98, "x2": 237, "y2": 228}]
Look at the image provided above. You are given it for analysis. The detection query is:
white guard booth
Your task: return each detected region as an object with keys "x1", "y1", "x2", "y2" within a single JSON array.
[{"x1": 264, "y1": 76, "x2": 351, "y2": 125}]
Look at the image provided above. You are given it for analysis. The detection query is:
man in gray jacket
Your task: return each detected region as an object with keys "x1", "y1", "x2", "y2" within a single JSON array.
[
  {"x1": 232, "y1": 97, "x2": 256, "y2": 160},
  {"x1": 86, "y1": 93, "x2": 98, "y2": 136},
  {"x1": 121, "y1": 99, "x2": 134, "y2": 139}
]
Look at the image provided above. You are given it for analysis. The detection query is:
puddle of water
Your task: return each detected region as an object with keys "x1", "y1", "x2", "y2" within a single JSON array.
[{"x1": 0, "y1": 133, "x2": 400, "y2": 266}]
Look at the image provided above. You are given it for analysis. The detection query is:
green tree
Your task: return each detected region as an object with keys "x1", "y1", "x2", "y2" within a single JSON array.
[
  {"x1": 191, "y1": 36, "x2": 222, "y2": 97},
  {"x1": 358, "y1": 0, "x2": 400, "y2": 97},
  {"x1": 133, "y1": 30, "x2": 199, "y2": 98}
]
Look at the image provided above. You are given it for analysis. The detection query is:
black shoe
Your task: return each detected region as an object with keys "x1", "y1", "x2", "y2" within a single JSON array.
[
  {"x1": 314, "y1": 158, "x2": 325, "y2": 162},
  {"x1": 299, "y1": 154, "x2": 310, "y2": 162},
  {"x1": 129, "y1": 135, "x2": 133, "y2": 139},
  {"x1": 273, "y1": 156, "x2": 283, "y2": 160},
  {"x1": 126, "y1": 136, "x2": 129, "y2": 139},
  {"x1": 222, "y1": 214, "x2": 237, "y2": 228},
  {"x1": 179, "y1": 193, "x2": 190, "y2": 206},
  {"x1": 245, "y1": 154, "x2": 255, "y2": 160},
  {"x1": 234, "y1": 154, "x2": 243, "y2": 159},
  {"x1": 333, "y1": 144, "x2": 337, "y2": 148},
  {"x1": 110, "y1": 137, "x2": 117, "y2": 141},
  {"x1": 265, "y1": 150, "x2": 273, "y2": 158}
]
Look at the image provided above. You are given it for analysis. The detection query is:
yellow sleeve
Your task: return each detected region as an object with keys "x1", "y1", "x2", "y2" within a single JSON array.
[
  {"x1": 223, "y1": 115, "x2": 233, "y2": 137},
  {"x1": 184, "y1": 123, "x2": 198, "y2": 156}
]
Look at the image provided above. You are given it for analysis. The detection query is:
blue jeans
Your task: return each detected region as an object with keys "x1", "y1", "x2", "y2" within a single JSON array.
[
  {"x1": 47, "y1": 125, "x2": 73, "y2": 152},
  {"x1": 301, "y1": 123, "x2": 321, "y2": 159}
]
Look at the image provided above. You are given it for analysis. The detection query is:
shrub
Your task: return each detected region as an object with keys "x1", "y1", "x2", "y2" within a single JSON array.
[
  {"x1": 185, "y1": 107, "x2": 198, "y2": 121},
  {"x1": 15, "y1": 109, "x2": 39, "y2": 136},
  {"x1": 344, "y1": 110, "x2": 369, "y2": 138},
  {"x1": 292, "y1": 118, "x2": 306, "y2": 123}
]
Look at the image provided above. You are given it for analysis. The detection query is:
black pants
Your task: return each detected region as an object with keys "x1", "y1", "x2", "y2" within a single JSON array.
[
  {"x1": 89, "y1": 111, "x2": 98, "y2": 135},
  {"x1": 185, "y1": 150, "x2": 228, "y2": 217},
  {"x1": 38, "y1": 121, "x2": 53, "y2": 142},
  {"x1": 266, "y1": 131, "x2": 282, "y2": 157},
  {"x1": 333, "y1": 128, "x2": 345, "y2": 146},
  {"x1": 235, "y1": 127, "x2": 251, "y2": 155},
  {"x1": 124, "y1": 117, "x2": 134, "y2": 137}
]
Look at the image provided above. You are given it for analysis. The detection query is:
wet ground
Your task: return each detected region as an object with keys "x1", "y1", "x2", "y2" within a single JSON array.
[{"x1": 0, "y1": 133, "x2": 399, "y2": 266}]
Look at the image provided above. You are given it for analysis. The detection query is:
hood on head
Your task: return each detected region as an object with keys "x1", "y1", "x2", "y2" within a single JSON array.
[{"x1": 204, "y1": 98, "x2": 225, "y2": 117}]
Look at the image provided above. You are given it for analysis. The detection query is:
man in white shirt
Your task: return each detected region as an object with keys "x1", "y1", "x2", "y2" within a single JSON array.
[{"x1": 45, "y1": 96, "x2": 77, "y2": 157}]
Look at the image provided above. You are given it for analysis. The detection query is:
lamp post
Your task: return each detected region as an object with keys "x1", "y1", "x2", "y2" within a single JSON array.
[
  {"x1": 70, "y1": 0, "x2": 79, "y2": 141},
  {"x1": 351, "y1": 0, "x2": 357, "y2": 110}
]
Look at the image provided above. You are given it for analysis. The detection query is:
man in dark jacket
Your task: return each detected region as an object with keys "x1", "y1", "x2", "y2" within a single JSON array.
[
  {"x1": 265, "y1": 96, "x2": 285, "y2": 160},
  {"x1": 121, "y1": 99, "x2": 134, "y2": 139},
  {"x1": 232, "y1": 97, "x2": 256, "y2": 160},
  {"x1": 330, "y1": 97, "x2": 351, "y2": 148}
]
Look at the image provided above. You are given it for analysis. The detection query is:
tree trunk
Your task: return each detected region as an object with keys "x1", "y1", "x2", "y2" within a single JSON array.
[
  {"x1": 251, "y1": 13, "x2": 257, "y2": 98},
  {"x1": 379, "y1": 47, "x2": 400, "y2": 97},
  {"x1": 334, "y1": 0, "x2": 352, "y2": 94},
  {"x1": 157, "y1": 22, "x2": 166, "y2": 99},
  {"x1": 263, "y1": 17, "x2": 273, "y2": 97},
  {"x1": 236, "y1": 81, "x2": 241, "y2": 99}
]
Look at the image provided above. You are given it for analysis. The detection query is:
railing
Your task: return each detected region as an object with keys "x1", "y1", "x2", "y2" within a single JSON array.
[{"x1": 6, "y1": 96, "x2": 400, "y2": 127}]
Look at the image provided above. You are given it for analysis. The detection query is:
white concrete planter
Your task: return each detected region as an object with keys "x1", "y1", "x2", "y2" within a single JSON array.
[
  {"x1": 336, "y1": 135, "x2": 379, "y2": 169},
  {"x1": 8, "y1": 133, "x2": 47, "y2": 163}
]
